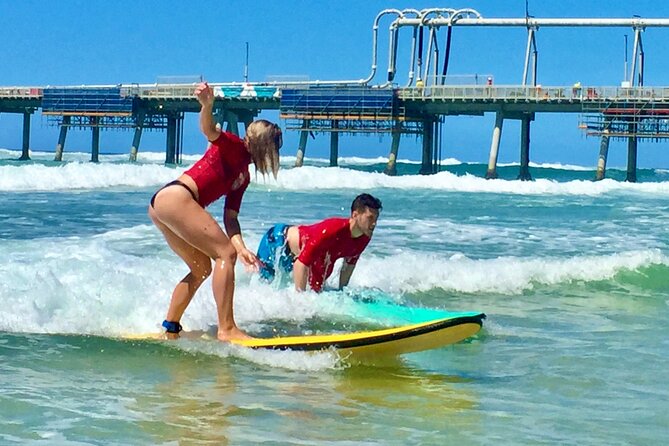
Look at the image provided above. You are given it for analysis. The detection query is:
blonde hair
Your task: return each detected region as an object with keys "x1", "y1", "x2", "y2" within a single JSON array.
[{"x1": 245, "y1": 120, "x2": 282, "y2": 178}]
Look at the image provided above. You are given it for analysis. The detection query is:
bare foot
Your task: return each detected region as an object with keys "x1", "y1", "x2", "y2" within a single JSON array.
[
  {"x1": 164, "y1": 332, "x2": 180, "y2": 340},
  {"x1": 217, "y1": 327, "x2": 255, "y2": 342}
]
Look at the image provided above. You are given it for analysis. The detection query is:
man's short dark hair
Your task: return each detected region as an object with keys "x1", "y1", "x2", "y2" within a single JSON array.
[{"x1": 351, "y1": 193, "x2": 383, "y2": 213}]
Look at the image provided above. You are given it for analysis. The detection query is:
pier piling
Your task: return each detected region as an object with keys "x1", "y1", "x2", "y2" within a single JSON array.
[
  {"x1": 225, "y1": 111, "x2": 239, "y2": 136},
  {"x1": 129, "y1": 112, "x2": 145, "y2": 162},
  {"x1": 54, "y1": 116, "x2": 70, "y2": 162},
  {"x1": 595, "y1": 124, "x2": 611, "y2": 181},
  {"x1": 242, "y1": 114, "x2": 253, "y2": 132},
  {"x1": 518, "y1": 114, "x2": 533, "y2": 181},
  {"x1": 626, "y1": 121, "x2": 638, "y2": 182},
  {"x1": 486, "y1": 112, "x2": 504, "y2": 179},
  {"x1": 419, "y1": 117, "x2": 435, "y2": 175},
  {"x1": 19, "y1": 112, "x2": 31, "y2": 161},
  {"x1": 91, "y1": 117, "x2": 100, "y2": 163},
  {"x1": 295, "y1": 120, "x2": 310, "y2": 167},
  {"x1": 165, "y1": 115, "x2": 177, "y2": 164},
  {"x1": 330, "y1": 121, "x2": 339, "y2": 167},
  {"x1": 384, "y1": 122, "x2": 402, "y2": 176}
]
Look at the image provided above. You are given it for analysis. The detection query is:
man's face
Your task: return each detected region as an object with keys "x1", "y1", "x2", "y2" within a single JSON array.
[{"x1": 353, "y1": 207, "x2": 380, "y2": 237}]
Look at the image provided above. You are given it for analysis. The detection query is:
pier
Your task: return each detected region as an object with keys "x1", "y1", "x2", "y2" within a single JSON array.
[{"x1": 2, "y1": 8, "x2": 669, "y2": 181}]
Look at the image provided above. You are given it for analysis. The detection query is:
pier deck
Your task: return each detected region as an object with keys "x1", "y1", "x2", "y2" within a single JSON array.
[{"x1": 1, "y1": 82, "x2": 667, "y2": 176}]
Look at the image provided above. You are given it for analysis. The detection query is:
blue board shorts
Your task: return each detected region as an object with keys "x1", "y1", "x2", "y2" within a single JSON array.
[{"x1": 256, "y1": 224, "x2": 295, "y2": 282}]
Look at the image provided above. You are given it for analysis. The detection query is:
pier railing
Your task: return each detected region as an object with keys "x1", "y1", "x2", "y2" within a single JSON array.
[
  {"x1": 4, "y1": 84, "x2": 669, "y2": 104},
  {"x1": 397, "y1": 85, "x2": 669, "y2": 104},
  {"x1": 0, "y1": 87, "x2": 42, "y2": 98},
  {"x1": 124, "y1": 83, "x2": 281, "y2": 100},
  {"x1": 5, "y1": 84, "x2": 669, "y2": 104}
]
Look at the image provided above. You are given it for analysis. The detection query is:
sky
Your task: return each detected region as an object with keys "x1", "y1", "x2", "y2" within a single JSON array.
[{"x1": 2, "y1": 0, "x2": 669, "y2": 167}]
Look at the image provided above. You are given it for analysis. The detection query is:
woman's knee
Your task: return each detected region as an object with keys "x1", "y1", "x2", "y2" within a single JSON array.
[
  {"x1": 216, "y1": 245, "x2": 238, "y2": 265},
  {"x1": 191, "y1": 259, "x2": 213, "y2": 283}
]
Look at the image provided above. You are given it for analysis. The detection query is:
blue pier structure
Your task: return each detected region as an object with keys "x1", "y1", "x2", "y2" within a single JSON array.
[{"x1": 4, "y1": 8, "x2": 669, "y2": 181}]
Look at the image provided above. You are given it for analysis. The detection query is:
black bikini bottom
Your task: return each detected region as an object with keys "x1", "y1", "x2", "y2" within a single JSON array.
[{"x1": 150, "y1": 180, "x2": 197, "y2": 208}]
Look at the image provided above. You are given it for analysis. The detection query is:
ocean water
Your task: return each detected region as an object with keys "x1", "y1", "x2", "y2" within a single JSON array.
[{"x1": 1, "y1": 148, "x2": 668, "y2": 445}]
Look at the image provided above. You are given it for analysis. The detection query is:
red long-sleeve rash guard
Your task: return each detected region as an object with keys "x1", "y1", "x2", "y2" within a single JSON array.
[
  {"x1": 184, "y1": 132, "x2": 251, "y2": 212},
  {"x1": 297, "y1": 217, "x2": 370, "y2": 291}
]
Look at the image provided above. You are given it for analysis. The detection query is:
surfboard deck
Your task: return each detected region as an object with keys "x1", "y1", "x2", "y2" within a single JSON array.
[{"x1": 124, "y1": 312, "x2": 486, "y2": 359}]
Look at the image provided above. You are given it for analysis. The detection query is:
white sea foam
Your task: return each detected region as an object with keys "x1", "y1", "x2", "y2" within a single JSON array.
[
  {"x1": 351, "y1": 249, "x2": 668, "y2": 294},
  {"x1": 281, "y1": 154, "x2": 461, "y2": 166},
  {"x1": 1, "y1": 225, "x2": 665, "y2": 337},
  {"x1": 0, "y1": 148, "x2": 202, "y2": 164},
  {"x1": 0, "y1": 162, "x2": 184, "y2": 191},
  {"x1": 266, "y1": 166, "x2": 669, "y2": 196},
  {"x1": 3, "y1": 149, "x2": 669, "y2": 196},
  {"x1": 173, "y1": 340, "x2": 341, "y2": 371},
  {"x1": 498, "y1": 161, "x2": 596, "y2": 171}
]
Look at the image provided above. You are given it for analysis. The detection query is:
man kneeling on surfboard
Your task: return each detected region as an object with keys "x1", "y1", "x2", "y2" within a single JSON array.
[{"x1": 256, "y1": 193, "x2": 382, "y2": 292}]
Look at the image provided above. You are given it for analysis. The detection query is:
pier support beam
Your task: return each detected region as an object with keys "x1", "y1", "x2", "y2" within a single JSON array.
[
  {"x1": 214, "y1": 109, "x2": 225, "y2": 132},
  {"x1": 518, "y1": 114, "x2": 533, "y2": 181},
  {"x1": 129, "y1": 112, "x2": 145, "y2": 162},
  {"x1": 175, "y1": 113, "x2": 183, "y2": 164},
  {"x1": 486, "y1": 112, "x2": 504, "y2": 179},
  {"x1": 432, "y1": 120, "x2": 442, "y2": 173},
  {"x1": 595, "y1": 122, "x2": 611, "y2": 181},
  {"x1": 295, "y1": 120, "x2": 310, "y2": 167},
  {"x1": 91, "y1": 117, "x2": 100, "y2": 163},
  {"x1": 330, "y1": 121, "x2": 339, "y2": 167},
  {"x1": 384, "y1": 122, "x2": 402, "y2": 176},
  {"x1": 165, "y1": 115, "x2": 177, "y2": 164},
  {"x1": 19, "y1": 111, "x2": 31, "y2": 161},
  {"x1": 626, "y1": 122, "x2": 638, "y2": 183},
  {"x1": 241, "y1": 112, "x2": 253, "y2": 133},
  {"x1": 225, "y1": 111, "x2": 239, "y2": 136},
  {"x1": 54, "y1": 116, "x2": 70, "y2": 162},
  {"x1": 419, "y1": 117, "x2": 435, "y2": 175}
]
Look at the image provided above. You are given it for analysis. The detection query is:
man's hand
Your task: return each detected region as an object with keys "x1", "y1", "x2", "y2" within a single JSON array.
[{"x1": 339, "y1": 262, "x2": 356, "y2": 289}]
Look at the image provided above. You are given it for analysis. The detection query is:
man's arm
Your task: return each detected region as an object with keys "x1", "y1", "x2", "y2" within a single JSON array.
[
  {"x1": 338, "y1": 261, "x2": 356, "y2": 289},
  {"x1": 293, "y1": 259, "x2": 309, "y2": 291},
  {"x1": 195, "y1": 82, "x2": 221, "y2": 142}
]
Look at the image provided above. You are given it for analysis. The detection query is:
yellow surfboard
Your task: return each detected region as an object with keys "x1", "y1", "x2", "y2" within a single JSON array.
[{"x1": 125, "y1": 312, "x2": 485, "y2": 359}]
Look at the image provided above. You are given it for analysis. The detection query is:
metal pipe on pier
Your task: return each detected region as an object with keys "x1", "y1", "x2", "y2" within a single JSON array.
[{"x1": 394, "y1": 17, "x2": 669, "y2": 28}]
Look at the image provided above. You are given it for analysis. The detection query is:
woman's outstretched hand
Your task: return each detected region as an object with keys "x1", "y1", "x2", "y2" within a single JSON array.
[
  {"x1": 195, "y1": 82, "x2": 214, "y2": 108},
  {"x1": 238, "y1": 247, "x2": 262, "y2": 272}
]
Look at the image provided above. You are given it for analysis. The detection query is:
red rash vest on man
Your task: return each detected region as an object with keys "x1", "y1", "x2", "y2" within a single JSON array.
[
  {"x1": 184, "y1": 132, "x2": 251, "y2": 212},
  {"x1": 297, "y1": 217, "x2": 371, "y2": 292}
]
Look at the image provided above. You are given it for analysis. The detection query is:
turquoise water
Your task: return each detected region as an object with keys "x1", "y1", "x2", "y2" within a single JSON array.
[{"x1": 1, "y1": 149, "x2": 668, "y2": 444}]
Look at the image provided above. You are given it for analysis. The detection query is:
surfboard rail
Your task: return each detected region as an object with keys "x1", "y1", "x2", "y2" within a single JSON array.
[
  {"x1": 231, "y1": 312, "x2": 486, "y2": 352},
  {"x1": 123, "y1": 312, "x2": 486, "y2": 359}
]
